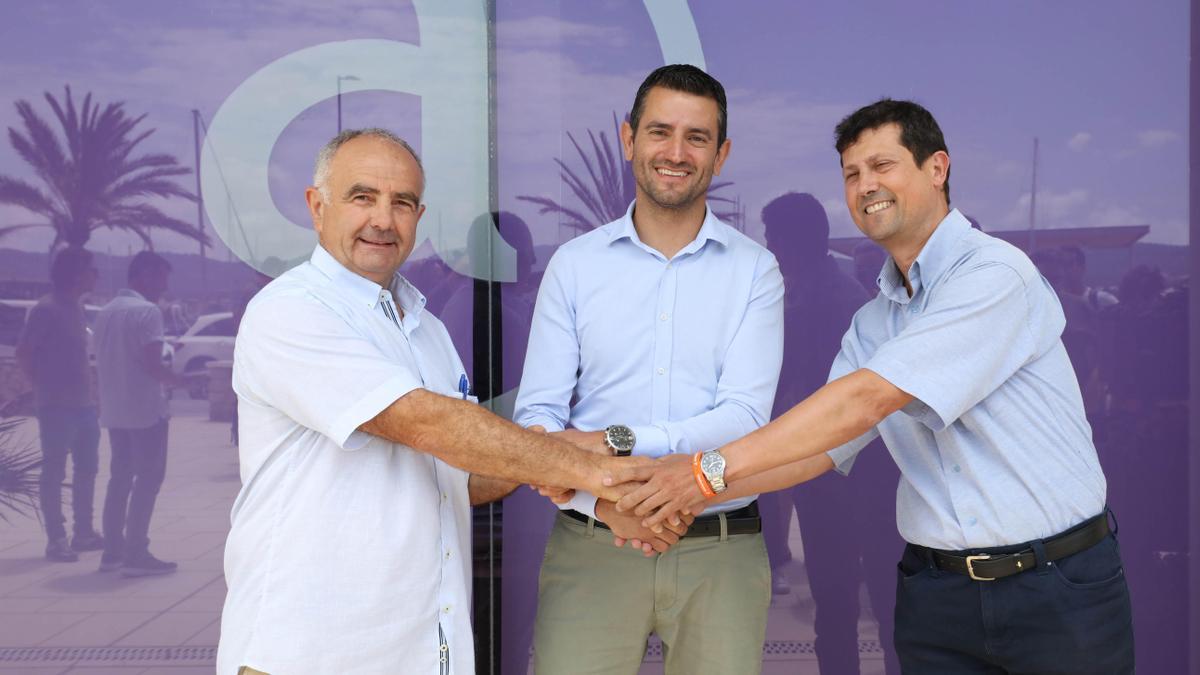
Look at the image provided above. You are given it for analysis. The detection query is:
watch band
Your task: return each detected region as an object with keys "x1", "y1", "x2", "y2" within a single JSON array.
[{"x1": 692, "y1": 452, "x2": 717, "y2": 499}]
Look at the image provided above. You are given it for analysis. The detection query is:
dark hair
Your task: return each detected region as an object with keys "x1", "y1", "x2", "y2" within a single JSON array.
[
  {"x1": 127, "y1": 250, "x2": 171, "y2": 283},
  {"x1": 629, "y1": 64, "x2": 728, "y2": 145},
  {"x1": 761, "y1": 192, "x2": 829, "y2": 249},
  {"x1": 834, "y1": 99, "x2": 950, "y2": 204},
  {"x1": 50, "y1": 247, "x2": 94, "y2": 291},
  {"x1": 1059, "y1": 245, "x2": 1086, "y2": 267}
]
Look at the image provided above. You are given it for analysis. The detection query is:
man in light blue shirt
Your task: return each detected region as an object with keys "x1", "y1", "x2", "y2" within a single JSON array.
[
  {"x1": 514, "y1": 65, "x2": 783, "y2": 674},
  {"x1": 614, "y1": 99, "x2": 1134, "y2": 673}
]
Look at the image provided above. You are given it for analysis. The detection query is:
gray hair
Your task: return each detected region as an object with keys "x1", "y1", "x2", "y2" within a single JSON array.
[{"x1": 312, "y1": 128, "x2": 424, "y2": 202}]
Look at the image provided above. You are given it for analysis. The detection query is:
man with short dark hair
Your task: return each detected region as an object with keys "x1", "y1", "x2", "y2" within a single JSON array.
[
  {"x1": 515, "y1": 65, "x2": 783, "y2": 674},
  {"x1": 614, "y1": 98, "x2": 1135, "y2": 673},
  {"x1": 95, "y1": 250, "x2": 190, "y2": 577},
  {"x1": 16, "y1": 247, "x2": 104, "y2": 562}
]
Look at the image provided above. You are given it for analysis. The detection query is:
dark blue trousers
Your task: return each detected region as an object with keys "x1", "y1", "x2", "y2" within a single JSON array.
[{"x1": 894, "y1": 519, "x2": 1134, "y2": 674}]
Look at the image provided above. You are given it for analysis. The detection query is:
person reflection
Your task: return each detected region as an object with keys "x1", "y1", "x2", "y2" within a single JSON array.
[
  {"x1": 441, "y1": 210, "x2": 541, "y2": 393},
  {"x1": 852, "y1": 239, "x2": 887, "y2": 296},
  {"x1": 1098, "y1": 264, "x2": 1188, "y2": 674},
  {"x1": 15, "y1": 247, "x2": 104, "y2": 562},
  {"x1": 438, "y1": 210, "x2": 547, "y2": 675},
  {"x1": 760, "y1": 192, "x2": 901, "y2": 675},
  {"x1": 94, "y1": 252, "x2": 191, "y2": 577}
]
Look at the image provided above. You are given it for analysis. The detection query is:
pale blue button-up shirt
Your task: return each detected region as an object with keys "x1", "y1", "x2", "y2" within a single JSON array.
[
  {"x1": 515, "y1": 203, "x2": 784, "y2": 517},
  {"x1": 829, "y1": 209, "x2": 1107, "y2": 550}
]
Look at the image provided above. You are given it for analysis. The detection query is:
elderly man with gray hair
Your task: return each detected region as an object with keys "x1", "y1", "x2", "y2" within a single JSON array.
[{"x1": 217, "y1": 129, "x2": 649, "y2": 675}]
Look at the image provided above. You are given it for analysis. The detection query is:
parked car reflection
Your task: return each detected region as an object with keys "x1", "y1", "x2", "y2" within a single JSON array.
[{"x1": 169, "y1": 312, "x2": 235, "y2": 399}]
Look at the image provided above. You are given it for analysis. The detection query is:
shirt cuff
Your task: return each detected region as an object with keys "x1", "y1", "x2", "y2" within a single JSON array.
[
  {"x1": 629, "y1": 424, "x2": 671, "y2": 457},
  {"x1": 827, "y1": 445, "x2": 861, "y2": 476},
  {"x1": 558, "y1": 490, "x2": 598, "y2": 519},
  {"x1": 330, "y1": 375, "x2": 422, "y2": 451},
  {"x1": 516, "y1": 415, "x2": 566, "y2": 433}
]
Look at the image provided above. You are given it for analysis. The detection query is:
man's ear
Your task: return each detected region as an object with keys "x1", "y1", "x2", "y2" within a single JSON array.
[
  {"x1": 305, "y1": 186, "x2": 326, "y2": 236},
  {"x1": 621, "y1": 120, "x2": 635, "y2": 162},
  {"x1": 712, "y1": 138, "x2": 732, "y2": 176},
  {"x1": 924, "y1": 150, "x2": 950, "y2": 189}
]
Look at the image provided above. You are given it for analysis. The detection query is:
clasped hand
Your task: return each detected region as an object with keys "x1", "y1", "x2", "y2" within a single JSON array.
[{"x1": 526, "y1": 427, "x2": 700, "y2": 554}]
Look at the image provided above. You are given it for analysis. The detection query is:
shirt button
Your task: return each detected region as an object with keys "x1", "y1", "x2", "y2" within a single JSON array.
[
  {"x1": 909, "y1": 307, "x2": 918, "y2": 314},
  {"x1": 659, "y1": 313, "x2": 669, "y2": 321},
  {"x1": 967, "y1": 517, "x2": 978, "y2": 526},
  {"x1": 953, "y1": 465, "x2": 961, "y2": 473},
  {"x1": 657, "y1": 367, "x2": 666, "y2": 375},
  {"x1": 445, "y1": 550, "x2": 452, "y2": 560}
]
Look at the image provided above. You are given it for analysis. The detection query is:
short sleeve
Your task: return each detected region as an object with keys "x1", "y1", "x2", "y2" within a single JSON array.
[
  {"x1": 17, "y1": 303, "x2": 51, "y2": 350},
  {"x1": 863, "y1": 262, "x2": 1062, "y2": 431},
  {"x1": 139, "y1": 306, "x2": 165, "y2": 346},
  {"x1": 234, "y1": 292, "x2": 424, "y2": 450},
  {"x1": 825, "y1": 334, "x2": 880, "y2": 475}
]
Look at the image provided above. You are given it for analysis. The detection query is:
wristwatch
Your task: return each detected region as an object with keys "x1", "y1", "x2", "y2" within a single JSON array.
[
  {"x1": 699, "y1": 450, "x2": 728, "y2": 493},
  {"x1": 603, "y1": 424, "x2": 636, "y2": 456}
]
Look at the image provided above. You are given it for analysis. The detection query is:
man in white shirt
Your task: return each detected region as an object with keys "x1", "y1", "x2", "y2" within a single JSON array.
[
  {"x1": 217, "y1": 129, "x2": 648, "y2": 675},
  {"x1": 95, "y1": 251, "x2": 192, "y2": 577}
]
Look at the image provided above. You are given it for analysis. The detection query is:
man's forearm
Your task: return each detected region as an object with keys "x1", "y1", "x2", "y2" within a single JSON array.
[
  {"x1": 723, "y1": 369, "x2": 911, "y2": 483},
  {"x1": 469, "y1": 475, "x2": 519, "y2": 506},
  {"x1": 361, "y1": 389, "x2": 624, "y2": 500},
  {"x1": 713, "y1": 454, "x2": 835, "y2": 504}
]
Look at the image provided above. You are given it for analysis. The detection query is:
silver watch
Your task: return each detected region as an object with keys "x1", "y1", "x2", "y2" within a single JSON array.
[
  {"x1": 699, "y1": 450, "x2": 728, "y2": 493},
  {"x1": 604, "y1": 425, "x2": 636, "y2": 456}
]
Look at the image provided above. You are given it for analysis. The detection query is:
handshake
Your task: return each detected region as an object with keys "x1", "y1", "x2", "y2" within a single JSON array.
[{"x1": 526, "y1": 427, "x2": 716, "y2": 557}]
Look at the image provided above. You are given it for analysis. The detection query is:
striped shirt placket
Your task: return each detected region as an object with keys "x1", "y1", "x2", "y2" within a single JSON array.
[
  {"x1": 379, "y1": 291, "x2": 402, "y2": 328},
  {"x1": 380, "y1": 288, "x2": 449, "y2": 673}
]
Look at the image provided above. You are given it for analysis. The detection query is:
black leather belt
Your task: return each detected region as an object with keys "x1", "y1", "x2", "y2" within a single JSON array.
[
  {"x1": 917, "y1": 512, "x2": 1110, "y2": 581},
  {"x1": 564, "y1": 501, "x2": 761, "y2": 538}
]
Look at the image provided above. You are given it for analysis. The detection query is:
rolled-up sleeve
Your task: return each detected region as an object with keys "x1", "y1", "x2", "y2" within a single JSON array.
[
  {"x1": 234, "y1": 292, "x2": 423, "y2": 450},
  {"x1": 824, "y1": 316, "x2": 882, "y2": 475}
]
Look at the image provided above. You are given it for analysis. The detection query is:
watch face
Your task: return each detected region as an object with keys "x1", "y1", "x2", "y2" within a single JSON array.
[
  {"x1": 607, "y1": 425, "x2": 635, "y2": 451},
  {"x1": 700, "y1": 451, "x2": 725, "y2": 475}
]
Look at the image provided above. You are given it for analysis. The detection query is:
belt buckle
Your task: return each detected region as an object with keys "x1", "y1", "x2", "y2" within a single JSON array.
[{"x1": 965, "y1": 554, "x2": 995, "y2": 581}]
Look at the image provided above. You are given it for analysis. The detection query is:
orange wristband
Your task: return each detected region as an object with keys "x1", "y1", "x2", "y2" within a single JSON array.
[{"x1": 692, "y1": 452, "x2": 716, "y2": 499}]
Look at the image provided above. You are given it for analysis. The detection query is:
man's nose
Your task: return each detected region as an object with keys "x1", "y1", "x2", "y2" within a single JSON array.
[
  {"x1": 664, "y1": 135, "x2": 687, "y2": 164},
  {"x1": 857, "y1": 172, "x2": 881, "y2": 200},
  {"x1": 371, "y1": 200, "x2": 396, "y2": 228}
]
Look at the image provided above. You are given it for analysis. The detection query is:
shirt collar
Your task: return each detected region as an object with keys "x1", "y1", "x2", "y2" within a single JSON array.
[
  {"x1": 606, "y1": 200, "x2": 729, "y2": 258},
  {"x1": 878, "y1": 208, "x2": 970, "y2": 304},
  {"x1": 309, "y1": 245, "x2": 428, "y2": 314},
  {"x1": 116, "y1": 288, "x2": 147, "y2": 301}
]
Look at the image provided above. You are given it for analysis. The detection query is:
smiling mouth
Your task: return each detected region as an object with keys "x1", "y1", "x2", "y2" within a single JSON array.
[
  {"x1": 864, "y1": 200, "x2": 894, "y2": 215},
  {"x1": 358, "y1": 238, "x2": 396, "y2": 248},
  {"x1": 656, "y1": 167, "x2": 689, "y2": 178}
]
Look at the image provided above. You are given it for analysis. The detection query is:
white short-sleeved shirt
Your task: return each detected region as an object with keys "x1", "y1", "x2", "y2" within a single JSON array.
[
  {"x1": 217, "y1": 246, "x2": 475, "y2": 675},
  {"x1": 94, "y1": 289, "x2": 168, "y2": 429}
]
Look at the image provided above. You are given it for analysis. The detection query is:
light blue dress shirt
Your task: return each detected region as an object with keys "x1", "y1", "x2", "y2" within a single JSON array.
[
  {"x1": 515, "y1": 203, "x2": 784, "y2": 518},
  {"x1": 829, "y1": 209, "x2": 1107, "y2": 550}
]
